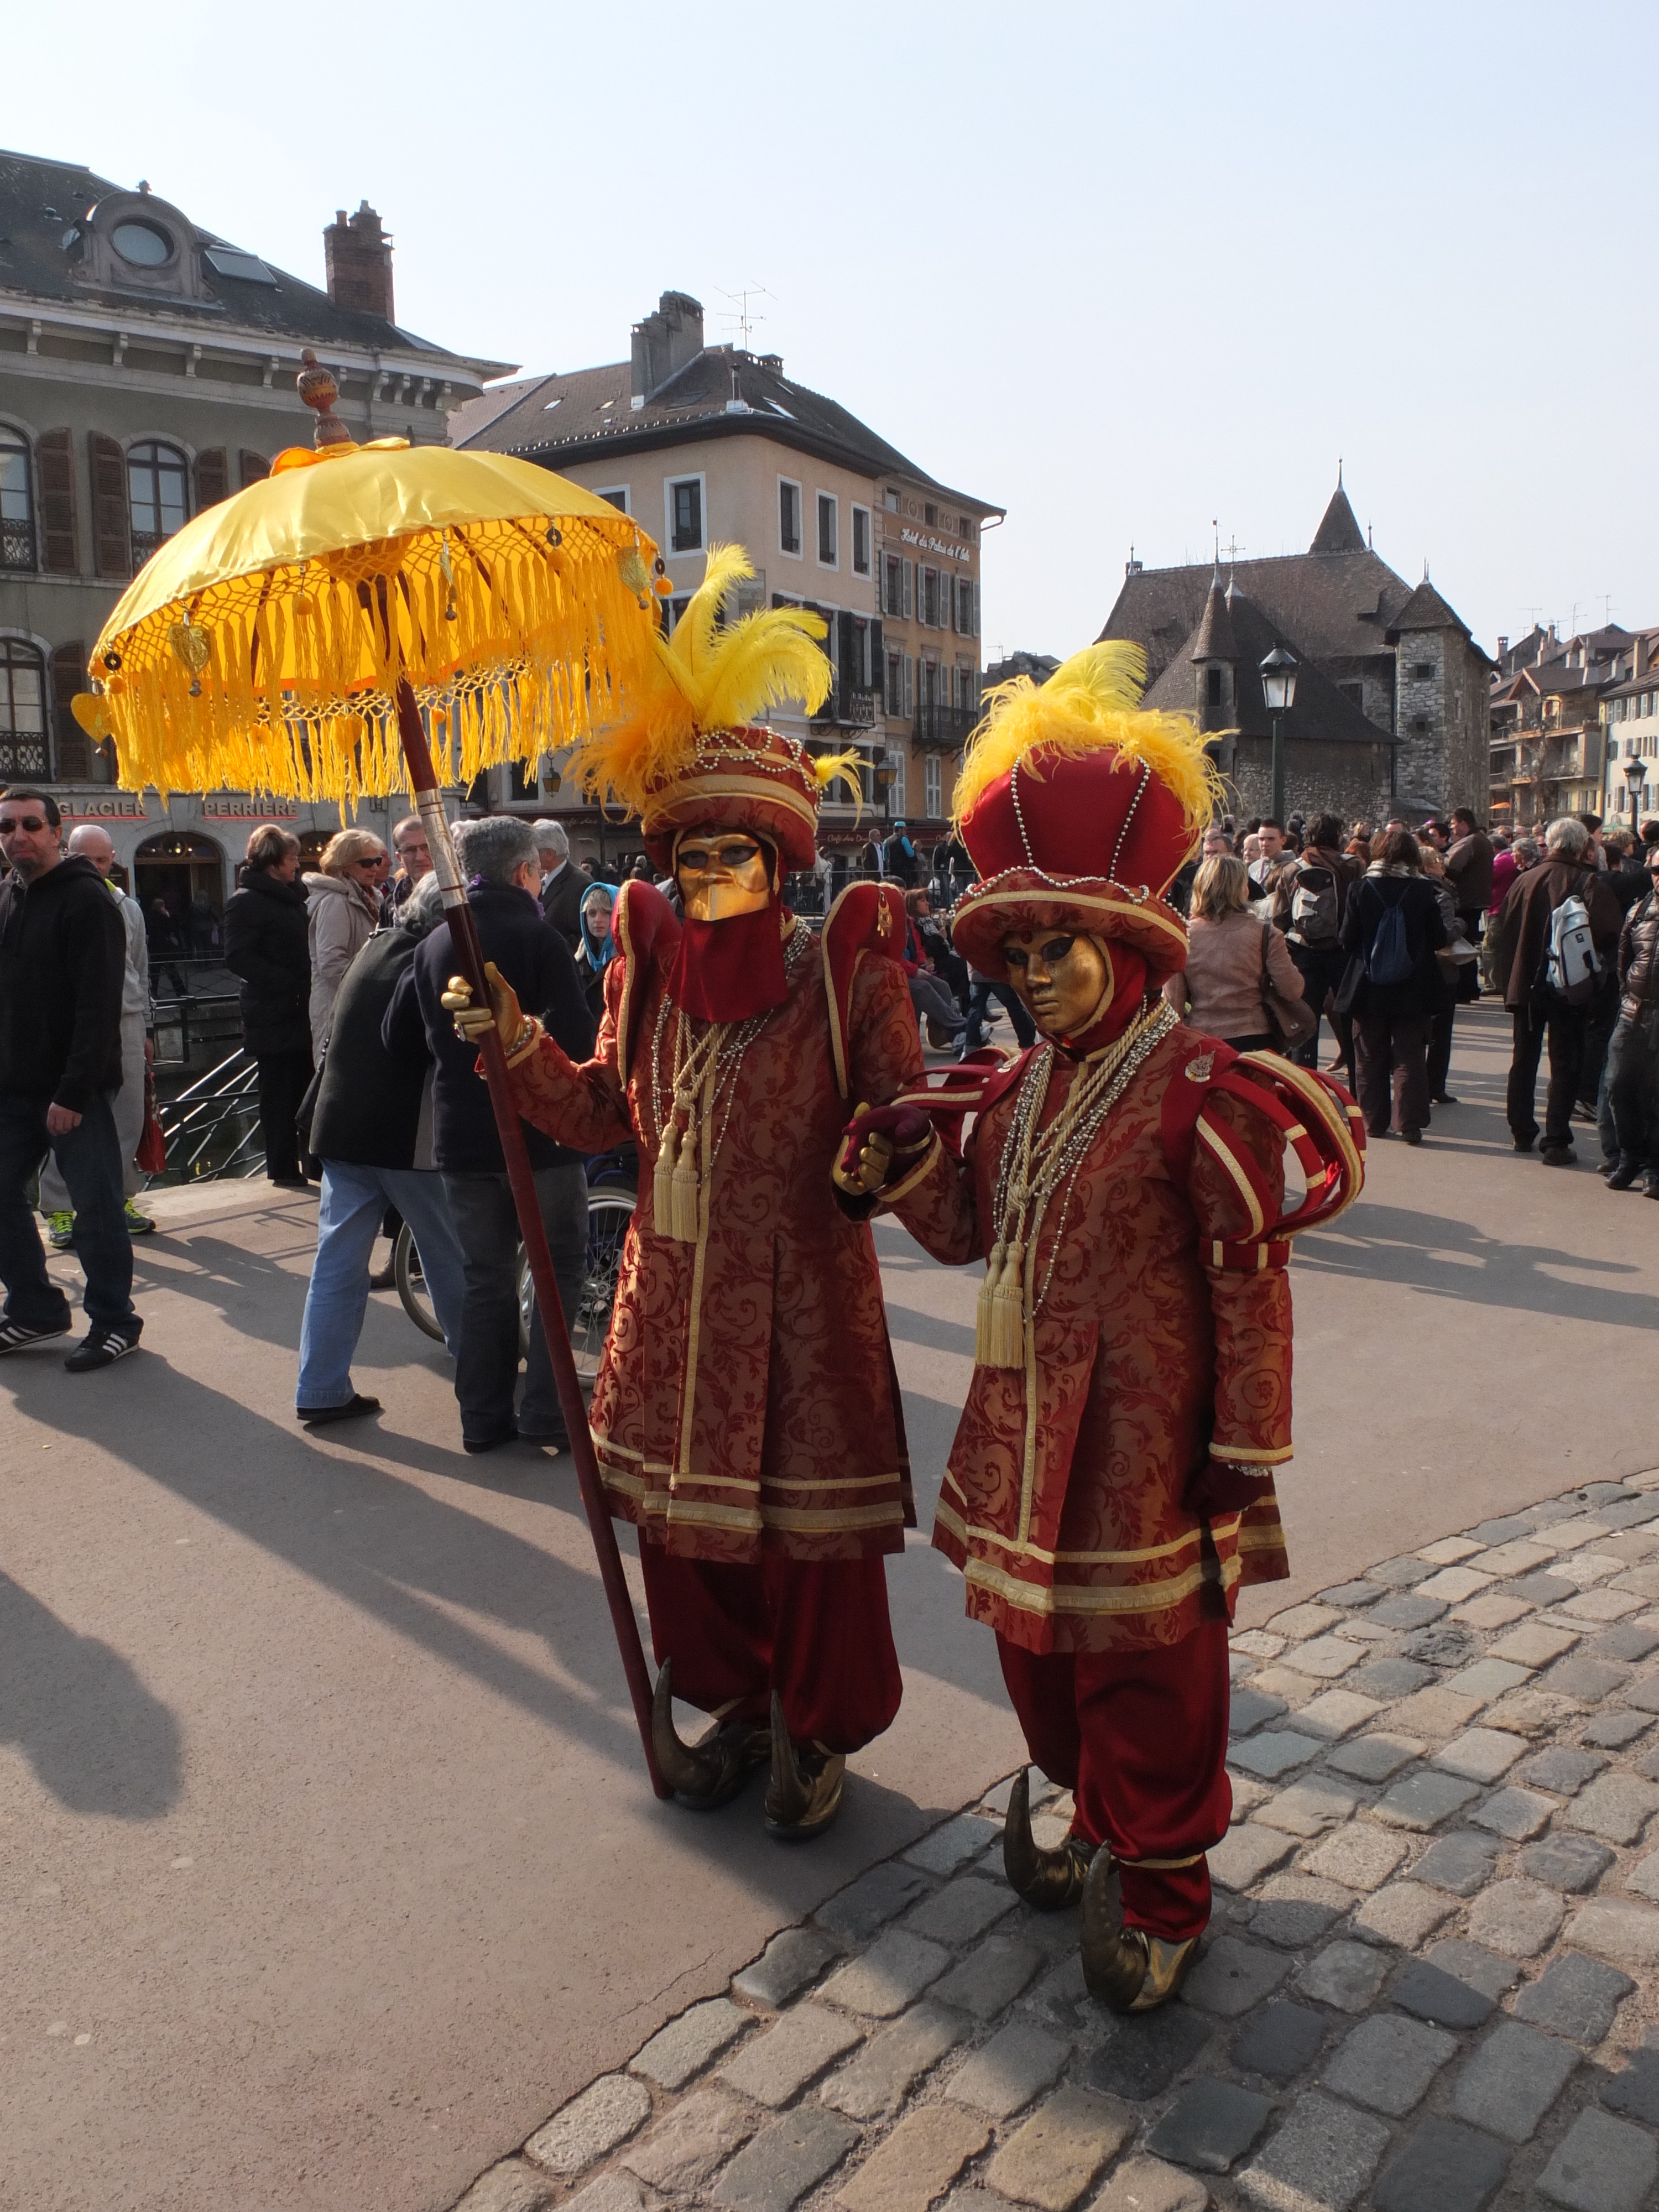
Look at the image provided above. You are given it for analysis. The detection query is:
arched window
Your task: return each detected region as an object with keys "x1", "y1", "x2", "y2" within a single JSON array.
[
  {"x1": 0, "y1": 638, "x2": 50, "y2": 780},
  {"x1": 127, "y1": 440, "x2": 190, "y2": 562},
  {"x1": 0, "y1": 426, "x2": 34, "y2": 572}
]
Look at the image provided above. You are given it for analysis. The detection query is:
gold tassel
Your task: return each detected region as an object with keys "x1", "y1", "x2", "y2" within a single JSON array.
[
  {"x1": 977, "y1": 1239, "x2": 1026, "y2": 1370},
  {"x1": 654, "y1": 1119, "x2": 681, "y2": 1234},
  {"x1": 669, "y1": 1118, "x2": 701, "y2": 1243},
  {"x1": 975, "y1": 1242, "x2": 1006, "y2": 1368}
]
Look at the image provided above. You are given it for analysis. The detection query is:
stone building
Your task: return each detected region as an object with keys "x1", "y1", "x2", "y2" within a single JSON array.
[
  {"x1": 1098, "y1": 477, "x2": 1493, "y2": 826},
  {"x1": 1486, "y1": 623, "x2": 1659, "y2": 831},
  {"x1": 0, "y1": 148, "x2": 510, "y2": 907},
  {"x1": 450, "y1": 291, "x2": 1001, "y2": 861}
]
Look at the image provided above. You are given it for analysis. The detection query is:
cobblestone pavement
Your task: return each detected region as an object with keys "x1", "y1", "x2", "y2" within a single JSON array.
[{"x1": 448, "y1": 1470, "x2": 1659, "y2": 2212}]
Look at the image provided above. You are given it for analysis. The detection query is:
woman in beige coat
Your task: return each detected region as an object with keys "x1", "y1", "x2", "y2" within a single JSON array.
[
  {"x1": 1164, "y1": 854, "x2": 1304, "y2": 1050},
  {"x1": 305, "y1": 829, "x2": 388, "y2": 1056}
]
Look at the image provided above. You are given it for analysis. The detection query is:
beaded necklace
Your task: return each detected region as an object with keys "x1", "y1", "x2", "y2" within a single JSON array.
[
  {"x1": 648, "y1": 924, "x2": 815, "y2": 1242},
  {"x1": 975, "y1": 999, "x2": 1177, "y2": 1367}
]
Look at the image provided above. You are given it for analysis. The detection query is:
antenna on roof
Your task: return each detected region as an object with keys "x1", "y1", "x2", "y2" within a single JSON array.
[
  {"x1": 718, "y1": 283, "x2": 773, "y2": 352},
  {"x1": 1367, "y1": 521, "x2": 1373, "y2": 549},
  {"x1": 1337, "y1": 456, "x2": 1343, "y2": 488},
  {"x1": 1423, "y1": 560, "x2": 1430, "y2": 583}
]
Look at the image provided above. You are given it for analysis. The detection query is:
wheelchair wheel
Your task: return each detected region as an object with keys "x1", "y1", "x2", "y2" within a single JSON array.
[
  {"x1": 394, "y1": 1220, "x2": 447, "y2": 1343},
  {"x1": 517, "y1": 1184, "x2": 637, "y2": 1378}
]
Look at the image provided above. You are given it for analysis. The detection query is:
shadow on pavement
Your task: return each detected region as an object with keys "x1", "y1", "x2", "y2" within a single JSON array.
[
  {"x1": 1299, "y1": 1197, "x2": 1657, "y2": 1327},
  {"x1": 0, "y1": 1569, "x2": 184, "y2": 1817}
]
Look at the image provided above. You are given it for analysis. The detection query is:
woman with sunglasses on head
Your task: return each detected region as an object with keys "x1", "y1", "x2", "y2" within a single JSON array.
[{"x1": 304, "y1": 828, "x2": 389, "y2": 1059}]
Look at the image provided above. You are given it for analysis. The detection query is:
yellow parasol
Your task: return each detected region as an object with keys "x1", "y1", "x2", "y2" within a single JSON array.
[
  {"x1": 76, "y1": 357, "x2": 672, "y2": 1794},
  {"x1": 76, "y1": 353, "x2": 666, "y2": 806}
]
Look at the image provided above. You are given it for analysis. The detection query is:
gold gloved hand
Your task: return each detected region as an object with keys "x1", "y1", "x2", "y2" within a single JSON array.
[
  {"x1": 831, "y1": 1100, "x2": 933, "y2": 1197},
  {"x1": 440, "y1": 959, "x2": 523, "y2": 1047}
]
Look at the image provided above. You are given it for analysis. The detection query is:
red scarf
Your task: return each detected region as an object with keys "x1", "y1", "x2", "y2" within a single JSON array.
[{"x1": 667, "y1": 899, "x2": 791, "y2": 1023}]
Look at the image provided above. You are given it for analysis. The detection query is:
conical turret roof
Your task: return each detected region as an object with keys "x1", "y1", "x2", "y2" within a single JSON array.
[
  {"x1": 1190, "y1": 570, "x2": 1237, "y2": 662},
  {"x1": 1310, "y1": 478, "x2": 1366, "y2": 555}
]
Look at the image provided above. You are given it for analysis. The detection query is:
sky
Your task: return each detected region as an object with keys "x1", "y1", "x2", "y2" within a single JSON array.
[{"x1": 12, "y1": 0, "x2": 1656, "y2": 664}]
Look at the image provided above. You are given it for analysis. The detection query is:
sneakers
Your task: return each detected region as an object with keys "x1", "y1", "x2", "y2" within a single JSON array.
[
  {"x1": 45, "y1": 1209, "x2": 75, "y2": 1250},
  {"x1": 0, "y1": 1314, "x2": 72, "y2": 1352},
  {"x1": 64, "y1": 1324, "x2": 142, "y2": 1372},
  {"x1": 123, "y1": 1200, "x2": 155, "y2": 1235}
]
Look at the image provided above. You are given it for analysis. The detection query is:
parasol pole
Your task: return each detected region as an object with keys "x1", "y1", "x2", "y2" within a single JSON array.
[{"x1": 394, "y1": 679, "x2": 670, "y2": 1801}]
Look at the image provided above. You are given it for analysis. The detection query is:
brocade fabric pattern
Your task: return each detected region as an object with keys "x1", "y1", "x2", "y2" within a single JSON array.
[
  {"x1": 504, "y1": 932, "x2": 924, "y2": 1563},
  {"x1": 889, "y1": 1022, "x2": 1294, "y2": 1655}
]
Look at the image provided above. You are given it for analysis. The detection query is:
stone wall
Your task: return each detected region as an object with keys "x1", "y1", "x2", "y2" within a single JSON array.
[{"x1": 1223, "y1": 735, "x2": 1395, "y2": 833}]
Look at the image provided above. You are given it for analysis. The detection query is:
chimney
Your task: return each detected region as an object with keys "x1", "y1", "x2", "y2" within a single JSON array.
[
  {"x1": 1124, "y1": 546, "x2": 1143, "y2": 578},
  {"x1": 630, "y1": 291, "x2": 705, "y2": 402},
  {"x1": 1637, "y1": 634, "x2": 1651, "y2": 680},
  {"x1": 1496, "y1": 634, "x2": 1509, "y2": 660},
  {"x1": 325, "y1": 201, "x2": 394, "y2": 322}
]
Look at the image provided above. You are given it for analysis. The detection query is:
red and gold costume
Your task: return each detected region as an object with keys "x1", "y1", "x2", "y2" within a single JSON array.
[
  {"x1": 476, "y1": 548, "x2": 924, "y2": 1833},
  {"x1": 843, "y1": 643, "x2": 1362, "y2": 1999}
]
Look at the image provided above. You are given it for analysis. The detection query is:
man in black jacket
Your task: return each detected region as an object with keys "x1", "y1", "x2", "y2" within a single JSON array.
[
  {"x1": 384, "y1": 816, "x2": 594, "y2": 1452},
  {"x1": 294, "y1": 875, "x2": 467, "y2": 1423},
  {"x1": 0, "y1": 788, "x2": 141, "y2": 1369},
  {"x1": 534, "y1": 820, "x2": 587, "y2": 950}
]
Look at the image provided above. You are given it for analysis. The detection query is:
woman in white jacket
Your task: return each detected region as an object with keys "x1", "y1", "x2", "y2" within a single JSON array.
[{"x1": 304, "y1": 829, "x2": 389, "y2": 1057}]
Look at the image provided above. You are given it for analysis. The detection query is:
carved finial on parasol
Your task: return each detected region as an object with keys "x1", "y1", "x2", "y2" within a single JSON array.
[{"x1": 298, "y1": 348, "x2": 352, "y2": 448}]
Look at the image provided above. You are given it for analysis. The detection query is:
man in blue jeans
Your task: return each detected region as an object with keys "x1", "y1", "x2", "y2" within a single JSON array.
[
  {"x1": 294, "y1": 875, "x2": 467, "y2": 1423},
  {"x1": 384, "y1": 816, "x2": 593, "y2": 1454},
  {"x1": 0, "y1": 787, "x2": 141, "y2": 1370}
]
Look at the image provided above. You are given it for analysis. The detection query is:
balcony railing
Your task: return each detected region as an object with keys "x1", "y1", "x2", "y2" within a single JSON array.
[
  {"x1": 1, "y1": 517, "x2": 35, "y2": 572},
  {"x1": 0, "y1": 729, "x2": 49, "y2": 779},
  {"x1": 914, "y1": 702, "x2": 978, "y2": 751},
  {"x1": 811, "y1": 685, "x2": 878, "y2": 729}
]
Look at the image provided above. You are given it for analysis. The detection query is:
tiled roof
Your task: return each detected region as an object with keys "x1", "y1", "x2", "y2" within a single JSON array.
[
  {"x1": 1143, "y1": 583, "x2": 1391, "y2": 748},
  {"x1": 0, "y1": 146, "x2": 509, "y2": 374},
  {"x1": 1102, "y1": 547, "x2": 1417, "y2": 682},
  {"x1": 1309, "y1": 481, "x2": 1368, "y2": 555},
  {"x1": 1190, "y1": 572, "x2": 1237, "y2": 661},
  {"x1": 1386, "y1": 578, "x2": 1477, "y2": 641},
  {"x1": 452, "y1": 342, "x2": 1002, "y2": 515}
]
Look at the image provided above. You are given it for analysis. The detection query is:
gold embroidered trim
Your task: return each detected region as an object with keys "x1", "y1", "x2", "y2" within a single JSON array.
[
  {"x1": 1208, "y1": 1442, "x2": 1292, "y2": 1465},
  {"x1": 937, "y1": 1489, "x2": 1233, "y2": 1569},
  {"x1": 1195, "y1": 1114, "x2": 1267, "y2": 1238},
  {"x1": 963, "y1": 1551, "x2": 1241, "y2": 1616},
  {"x1": 879, "y1": 1129, "x2": 943, "y2": 1208}
]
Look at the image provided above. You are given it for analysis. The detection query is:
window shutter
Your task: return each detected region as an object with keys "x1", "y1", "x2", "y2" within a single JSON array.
[
  {"x1": 870, "y1": 617, "x2": 883, "y2": 679},
  {"x1": 50, "y1": 641, "x2": 90, "y2": 781},
  {"x1": 902, "y1": 559, "x2": 913, "y2": 620},
  {"x1": 972, "y1": 580, "x2": 980, "y2": 638},
  {"x1": 240, "y1": 451, "x2": 270, "y2": 487},
  {"x1": 88, "y1": 432, "x2": 131, "y2": 580},
  {"x1": 36, "y1": 429, "x2": 77, "y2": 575},
  {"x1": 902, "y1": 655, "x2": 914, "y2": 717},
  {"x1": 838, "y1": 611, "x2": 855, "y2": 698},
  {"x1": 195, "y1": 448, "x2": 229, "y2": 510}
]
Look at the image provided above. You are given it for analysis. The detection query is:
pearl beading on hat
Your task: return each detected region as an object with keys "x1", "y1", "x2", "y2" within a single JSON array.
[{"x1": 998, "y1": 755, "x2": 1156, "y2": 905}]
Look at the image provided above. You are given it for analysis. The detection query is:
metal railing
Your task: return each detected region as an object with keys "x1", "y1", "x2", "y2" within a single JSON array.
[{"x1": 153, "y1": 1047, "x2": 265, "y2": 1183}]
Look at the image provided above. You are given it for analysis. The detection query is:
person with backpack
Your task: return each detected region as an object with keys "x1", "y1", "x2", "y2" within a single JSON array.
[
  {"x1": 1489, "y1": 816, "x2": 1623, "y2": 1164},
  {"x1": 1336, "y1": 828, "x2": 1447, "y2": 1144},
  {"x1": 1270, "y1": 812, "x2": 1355, "y2": 1072}
]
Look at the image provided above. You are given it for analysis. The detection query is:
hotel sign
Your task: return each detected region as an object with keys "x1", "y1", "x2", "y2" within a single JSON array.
[{"x1": 890, "y1": 524, "x2": 973, "y2": 566}]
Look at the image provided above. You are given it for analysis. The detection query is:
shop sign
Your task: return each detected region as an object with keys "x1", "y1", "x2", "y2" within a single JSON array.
[
  {"x1": 60, "y1": 795, "x2": 152, "y2": 821},
  {"x1": 200, "y1": 795, "x2": 300, "y2": 820}
]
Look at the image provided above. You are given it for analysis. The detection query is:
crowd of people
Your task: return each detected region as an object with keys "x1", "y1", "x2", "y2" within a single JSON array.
[{"x1": 5, "y1": 771, "x2": 1658, "y2": 1395}]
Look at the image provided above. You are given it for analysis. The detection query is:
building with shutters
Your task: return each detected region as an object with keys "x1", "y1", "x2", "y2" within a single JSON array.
[
  {"x1": 1098, "y1": 474, "x2": 1493, "y2": 827},
  {"x1": 0, "y1": 148, "x2": 510, "y2": 910},
  {"x1": 450, "y1": 290, "x2": 1001, "y2": 861}
]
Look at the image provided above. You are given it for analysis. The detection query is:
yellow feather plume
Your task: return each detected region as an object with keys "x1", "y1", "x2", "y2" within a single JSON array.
[
  {"x1": 951, "y1": 640, "x2": 1224, "y2": 846},
  {"x1": 570, "y1": 543, "x2": 832, "y2": 812},
  {"x1": 810, "y1": 747, "x2": 865, "y2": 813}
]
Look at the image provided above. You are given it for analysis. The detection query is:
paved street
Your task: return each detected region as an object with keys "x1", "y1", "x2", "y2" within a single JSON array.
[{"x1": 6, "y1": 1003, "x2": 1659, "y2": 2212}]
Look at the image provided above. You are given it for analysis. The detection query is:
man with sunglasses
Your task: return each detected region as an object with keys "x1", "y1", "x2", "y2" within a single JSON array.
[{"x1": 0, "y1": 789, "x2": 142, "y2": 1368}]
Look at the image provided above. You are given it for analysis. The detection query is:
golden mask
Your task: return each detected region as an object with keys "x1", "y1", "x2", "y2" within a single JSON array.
[
  {"x1": 675, "y1": 829, "x2": 773, "y2": 921},
  {"x1": 1002, "y1": 928, "x2": 1113, "y2": 1040}
]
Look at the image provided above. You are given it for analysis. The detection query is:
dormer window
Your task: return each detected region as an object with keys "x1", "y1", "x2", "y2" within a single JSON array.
[{"x1": 112, "y1": 218, "x2": 174, "y2": 268}]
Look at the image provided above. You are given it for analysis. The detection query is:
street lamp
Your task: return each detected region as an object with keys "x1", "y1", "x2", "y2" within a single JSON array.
[
  {"x1": 1625, "y1": 753, "x2": 1646, "y2": 831},
  {"x1": 1259, "y1": 646, "x2": 1298, "y2": 826}
]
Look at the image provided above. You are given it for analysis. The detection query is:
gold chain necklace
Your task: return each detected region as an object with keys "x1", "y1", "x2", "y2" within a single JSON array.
[{"x1": 976, "y1": 1001, "x2": 1177, "y2": 1367}]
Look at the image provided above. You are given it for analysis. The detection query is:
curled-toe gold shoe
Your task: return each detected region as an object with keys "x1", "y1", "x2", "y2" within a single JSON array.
[
  {"x1": 650, "y1": 1661, "x2": 768, "y2": 1810},
  {"x1": 763, "y1": 1692, "x2": 846, "y2": 1840},
  {"x1": 1079, "y1": 1846, "x2": 1198, "y2": 2012},
  {"x1": 1002, "y1": 1767, "x2": 1100, "y2": 1909}
]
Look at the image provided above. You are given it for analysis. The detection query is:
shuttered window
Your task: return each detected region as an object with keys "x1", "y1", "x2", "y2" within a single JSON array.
[
  {"x1": 194, "y1": 448, "x2": 229, "y2": 510},
  {"x1": 924, "y1": 755, "x2": 942, "y2": 817},
  {"x1": 51, "y1": 641, "x2": 91, "y2": 782},
  {"x1": 779, "y1": 479, "x2": 801, "y2": 556},
  {"x1": 88, "y1": 432, "x2": 132, "y2": 578},
  {"x1": 1, "y1": 426, "x2": 35, "y2": 571},
  {"x1": 37, "y1": 430, "x2": 76, "y2": 574},
  {"x1": 239, "y1": 451, "x2": 270, "y2": 487}
]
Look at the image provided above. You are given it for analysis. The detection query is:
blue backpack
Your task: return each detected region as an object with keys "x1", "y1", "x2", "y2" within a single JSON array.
[{"x1": 1367, "y1": 898, "x2": 1414, "y2": 987}]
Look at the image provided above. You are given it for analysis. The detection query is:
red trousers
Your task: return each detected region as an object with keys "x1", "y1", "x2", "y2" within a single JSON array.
[
  {"x1": 639, "y1": 1547, "x2": 902, "y2": 1754},
  {"x1": 998, "y1": 1620, "x2": 1232, "y2": 1941}
]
